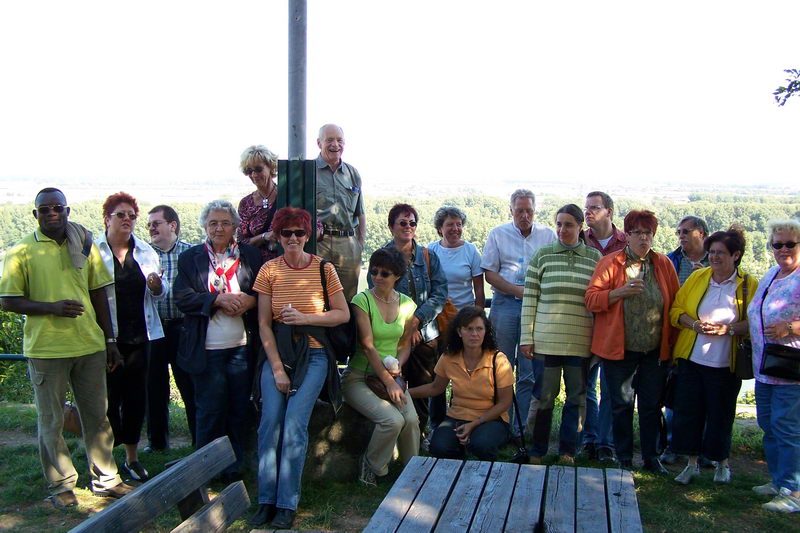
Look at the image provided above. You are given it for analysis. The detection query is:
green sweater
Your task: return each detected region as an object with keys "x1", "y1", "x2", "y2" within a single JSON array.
[{"x1": 520, "y1": 240, "x2": 602, "y2": 357}]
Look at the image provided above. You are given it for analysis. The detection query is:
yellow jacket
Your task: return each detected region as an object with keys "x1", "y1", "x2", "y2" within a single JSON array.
[{"x1": 669, "y1": 267, "x2": 758, "y2": 372}]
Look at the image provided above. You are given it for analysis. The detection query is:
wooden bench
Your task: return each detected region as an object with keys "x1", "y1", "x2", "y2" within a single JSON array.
[
  {"x1": 365, "y1": 457, "x2": 642, "y2": 533},
  {"x1": 69, "y1": 436, "x2": 249, "y2": 533}
]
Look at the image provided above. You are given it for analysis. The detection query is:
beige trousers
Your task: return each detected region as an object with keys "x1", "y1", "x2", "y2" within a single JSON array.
[{"x1": 317, "y1": 234, "x2": 362, "y2": 302}]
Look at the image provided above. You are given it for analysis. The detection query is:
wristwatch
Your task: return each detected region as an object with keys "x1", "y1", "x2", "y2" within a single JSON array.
[
  {"x1": 727, "y1": 327, "x2": 735, "y2": 337},
  {"x1": 106, "y1": 338, "x2": 117, "y2": 344}
]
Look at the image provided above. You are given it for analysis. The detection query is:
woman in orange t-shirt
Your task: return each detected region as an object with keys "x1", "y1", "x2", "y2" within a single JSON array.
[{"x1": 410, "y1": 306, "x2": 513, "y2": 461}]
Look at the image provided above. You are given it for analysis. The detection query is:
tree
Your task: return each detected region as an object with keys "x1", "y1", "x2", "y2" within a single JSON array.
[{"x1": 774, "y1": 69, "x2": 800, "y2": 106}]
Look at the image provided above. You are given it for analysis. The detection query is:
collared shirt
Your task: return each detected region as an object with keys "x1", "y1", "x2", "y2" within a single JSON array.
[
  {"x1": 480, "y1": 222, "x2": 557, "y2": 295},
  {"x1": 151, "y1": 239, "x2": 191, "y2": 320},
  {"x1": 315, "y1": 155, "x2": 364, "y2": 230},
  {"x1": 585, "y1": 224, "x2": 627, "y2": 256},
  {"x1": 0, "y1": 229, "x2": 112, "y2": 358},
  {"x1": 690, "y1": 270, "x2": 738, "y2": 368},
  {"x1": 677, "y1": 248, "x2": 709, "y2": 285}
]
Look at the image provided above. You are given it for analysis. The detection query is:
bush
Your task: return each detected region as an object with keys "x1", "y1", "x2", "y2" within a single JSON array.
[{"x1": 0, "y1": 309, "x2": 32, "y2": 403}]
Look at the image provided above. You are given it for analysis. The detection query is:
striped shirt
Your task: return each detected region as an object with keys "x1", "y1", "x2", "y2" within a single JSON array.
[
  {"x1": 151, "y1": 239, "x2": 192, "y2": 320},
  {"x1": 520, "y1": 241, "x2": 602, "y2": 357},
  {"x1": 253, "y1": 254, "x2": 343, "y2": 348}
]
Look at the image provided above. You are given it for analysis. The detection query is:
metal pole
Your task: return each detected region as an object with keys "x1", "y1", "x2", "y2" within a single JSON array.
[{"x1": 288, "y1": 0, "x2": 307, "y2": 160}]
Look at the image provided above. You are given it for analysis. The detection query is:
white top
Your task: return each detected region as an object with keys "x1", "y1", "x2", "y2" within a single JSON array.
[
  {"x1": 427, "y1": 240, "x2": 482, "y2": 309},
  {"x1": 96, "y1": 232, "x2": 166, "y2": 341},
  {"x1": 480, "y1": 222, "x2": 557, "y2": 295},
  {"x1": 690, "y1": 270, "x2": 738, "y2": 368},
  {"x1": 205, "y1": 254, "x2": 247, "y2": 349},
  {"x1": 597, "y1": 235, "x2": 613, "y2": 249}
]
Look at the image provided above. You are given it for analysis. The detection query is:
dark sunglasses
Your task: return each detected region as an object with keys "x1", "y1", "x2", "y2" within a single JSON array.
[
  {"x1": 771, "y1": 241, "x2": 798, "y2": 250},
  {"x1": 110, "y1": 211, "x2": 138, "y2": 220},
  {"x1": 245, "y1": 166, "x2": 265, "y2": 175},
  {"x1": 37, "y1": 204, "x2": 67, "y2": 214},
  {"x1": 396, "y1": 220, "x2": 417, "y2": 227},
  {"x1": 370, "y1": 268, "x2": 394, "y2": 278},
  {"x1": 675, "y1": 228, "x2": 697, "y2": 236},
  {"x1": 279, "y1": 229, "x2": 307, "y2": 238}
]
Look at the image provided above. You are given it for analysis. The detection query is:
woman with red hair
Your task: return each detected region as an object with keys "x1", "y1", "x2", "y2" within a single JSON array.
[{"x1": 585, "y1": 210, "x2": 679, "y2": 474}]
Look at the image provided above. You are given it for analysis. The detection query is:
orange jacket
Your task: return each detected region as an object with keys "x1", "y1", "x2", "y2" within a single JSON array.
[{"x1": 585, "y1": 249, "x2": 679, "y2": 361}]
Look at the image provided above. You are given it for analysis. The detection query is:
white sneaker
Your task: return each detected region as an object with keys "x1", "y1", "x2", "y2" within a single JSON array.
[
  {"x1": 674, "y1": 465, "x2": 701, "y2": 485},
  {"x1": 762, "y1": 488, "x2": 800, "y2": 513},
  {"x1": 358, "y1": 454, "x2": 377, "y2": 488},
  {"x1": 752, "y1": 482, "x2": 779, "y2": 496},
  {"x1": 713, "y1": 464, "x2": 731, "y2": 484}
]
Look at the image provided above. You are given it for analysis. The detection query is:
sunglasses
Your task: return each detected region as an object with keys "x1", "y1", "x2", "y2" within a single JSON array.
[
  {"x1": 245, "y1": 166, "x2": 265, "y2": 175},
  {"x1": 396, "y1": 220, "x2": 417, "y2": 227},
  {"x1": 771, "y1": 241, "x2": 798, "y2": 250},
  {"x1": 370, "y1": 268, "x2": 394, "y2": 278},
  {"x1": 110, "y1": 211, "x2": 138, "y2": 221},
  {"x1": 675, "y1": 228, "x2": 697, "y2": 236},
  {"x1": 37, "y1": 204, "x2": 67, "y2": 214},
  {"x1": 279, "y1": 229, "x2": 307, "y2": 238}
]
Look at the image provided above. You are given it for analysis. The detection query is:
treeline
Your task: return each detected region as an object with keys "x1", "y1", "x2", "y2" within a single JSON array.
[{"x1": 1, "y1": 195, "x2": 798, "y2": 280}]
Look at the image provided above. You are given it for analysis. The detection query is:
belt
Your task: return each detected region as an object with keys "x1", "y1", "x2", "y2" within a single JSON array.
[{"x1": 323, "y1": 228, "x2": 355, "y2": 237}]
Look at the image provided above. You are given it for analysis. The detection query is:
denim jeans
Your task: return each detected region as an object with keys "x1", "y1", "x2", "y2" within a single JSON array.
[
  {"x1": 755, "y1": 380, "x2": 800, "y2": 492},
  {"x1": 257, "y1": 348, "x2": 328, "y2": 510},
  {"x1": 192, "y1": 345, "x2": 251, "y2": 473},
  {"x1": 429, "y1": 416, "x2": 511, "y2": 461},
  {"x1": 490, "y1": 293, "x2": 542, "y2": 435},
  {"x1": 602, "y1": 349, "x2": 667, "y2": 462},
  {"x1": 580, "y1": 361, "x2": 615, "y2": 450}
]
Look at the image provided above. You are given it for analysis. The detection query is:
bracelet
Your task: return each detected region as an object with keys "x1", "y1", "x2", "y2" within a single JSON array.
[
  {"x1": 788, "y1": 322, "x2": 795, "y2": 335},
  {"x1": 692, "y1": 320, "x2": 700, "y2": 332},
  {"x1": 106, "y1": 338, "x2": 117, "y2": 344}
]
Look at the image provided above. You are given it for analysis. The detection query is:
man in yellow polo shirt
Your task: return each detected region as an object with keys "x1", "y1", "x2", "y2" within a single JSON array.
[{"x1": 0, "y1": 187, "x2": 133, "y2": 509}]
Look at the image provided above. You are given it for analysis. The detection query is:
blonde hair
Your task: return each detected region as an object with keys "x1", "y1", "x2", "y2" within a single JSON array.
[
  {"x1": 767, "y1": 218, "x2": 800, "y2": 248},
  {"x1": 239, "y1": 145, "x2": 278, "y2": 177}
]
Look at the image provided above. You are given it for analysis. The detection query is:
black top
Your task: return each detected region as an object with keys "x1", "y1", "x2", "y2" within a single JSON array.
[{"x1": 113, "y1": 236, "x2": 148, "y2": 344}]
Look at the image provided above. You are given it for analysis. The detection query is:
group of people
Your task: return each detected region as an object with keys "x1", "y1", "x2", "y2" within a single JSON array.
[{"x1": 1, "y1": 123, "x2": 799, "y2": 523}]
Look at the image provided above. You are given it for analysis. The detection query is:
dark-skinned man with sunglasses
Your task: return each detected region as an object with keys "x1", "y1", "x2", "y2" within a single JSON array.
[{"x1": 0, "y1": 188, "x2": 133, "y2": 510}]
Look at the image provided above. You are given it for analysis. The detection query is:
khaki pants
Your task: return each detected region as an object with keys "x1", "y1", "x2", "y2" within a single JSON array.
[
  {"x1": 28, "y1": 351, "x2": 121, "y2": 495},
  {"x1": 342, "y1": 369, "x2": 420, "y2": 476},
  {"x1": 317, "y1": 234, "x2": 362, "y2": 302}
]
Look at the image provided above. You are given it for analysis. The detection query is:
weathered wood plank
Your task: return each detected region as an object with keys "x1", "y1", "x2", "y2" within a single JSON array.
[
  {"x1": 576, "y1": 467, "x2": 608, "y2": 533},
  {"x1": 505, "y1": 464, "x2": 546, "y2": 533},
  {"x1": 469, "y1": 462, "x2": 518, "y2": 532},
  {"x1": 434, "y1": 461, "x2": 492, "y2": 533},
  {"x1": 542, "y1": 465, "x2": 576, "y2": 533},
  {"x1": 397, "y1": 458, "x2": 462, "y2": 533},
  {"x1": 364, "y1": 456, "x2": 437, "y2": 533},
  {"x1": 170, "y1": 480, "x2": 249, "y2": 533},
  {"x1": 605, "y1": 468, "x2": 643, "y2": 533},
  {"x1": 69, "y1": 436, "x2": 235, "y2": 533}
]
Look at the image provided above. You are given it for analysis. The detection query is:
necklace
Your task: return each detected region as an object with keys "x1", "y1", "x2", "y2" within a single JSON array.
[
  {"x1": 371, "y1": 287, "x2": 399, "y2": 304},
  {"x1": 256, "y1": 184, "x2": 276, "y2": 209}
]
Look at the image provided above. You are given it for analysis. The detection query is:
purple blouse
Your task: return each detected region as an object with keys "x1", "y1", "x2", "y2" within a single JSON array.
[{"x1": 237, "y1": 193, "x2": 277, "y2": 263}]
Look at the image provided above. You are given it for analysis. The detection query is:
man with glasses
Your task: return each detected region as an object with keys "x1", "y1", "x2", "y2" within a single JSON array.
[
  {"x1": 668, "y1": 216, "x2": 710, "y2": 285},
  {"x1": 315, "y1": 123, "x2": 365, "y2": 301},
  {"x1": 481, "y1": 189, "x2": 556, "y2": 435},
  {"x1": 0, "y1": 188, "x2": 133, "y2": 508},
  {"x1": 145, "y1": 205, "x2": 195, "y2": 451}
]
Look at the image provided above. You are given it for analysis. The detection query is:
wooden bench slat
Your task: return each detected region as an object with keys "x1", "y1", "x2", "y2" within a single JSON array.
[
  {"x1": 576, "y1": 467, "x2": 608, "y2": 533},
  {"x1": 364, "y1": 455, "x2": 437, "y2": 533},
  {"x1": 433, "y1": 460, "x2": 492, "y2": 533},
  {"x1": 542, "y1": 464, "x2": 576, "y2": 533},
  {"x1": 505, "y1": 464, "x2": 546, "y2": 533},
  {"x1": 469, "y1": 461, "x2": 518, "y2": 532},
  {"x1": 397, "y1": 458, "x2": 462, "y2": 533},
  {"x1": 170, "y1": 480, "x2": 249, "y2": 533},
  {"x1": 605, "y1": 468, "x2": 643, "y2": 533}
]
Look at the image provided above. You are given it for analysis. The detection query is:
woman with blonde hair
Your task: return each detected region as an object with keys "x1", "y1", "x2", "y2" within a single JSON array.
[{"x1": 237, "y1": 145, "x2": 280, "y2": 262}]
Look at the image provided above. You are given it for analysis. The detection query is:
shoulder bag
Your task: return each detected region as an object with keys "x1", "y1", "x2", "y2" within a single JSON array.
[
  {"x1": 734, "y1": 274, "x2": 754, "y2": 379},
  {"x1": 758, "y1": 271, "x2": 800, "y2": 381},
  {"x1": 320, "y1": 259, "x2": 357, "y2": 363},
  {"x1": 422, "y1": 247, "x2": 458, "y2": 336}
]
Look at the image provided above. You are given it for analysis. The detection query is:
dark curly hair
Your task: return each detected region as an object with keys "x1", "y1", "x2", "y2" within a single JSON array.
[
  {"x1": 369, "y1": 247, "x2": 407, "y2": 279},
  {"x1": 704, "y1": 225, "x2": 747, "y2": 267},
  {"x1": 443, "y1": 306, "x2": 497, "y2": 355}
]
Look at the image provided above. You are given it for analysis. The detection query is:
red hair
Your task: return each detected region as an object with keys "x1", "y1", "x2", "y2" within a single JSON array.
[
  {"x1": 102, "y1": 192, "x2": 139, "y2": 218},
  {"x1": 272, "y1": 207, "x2": 312, "y2": 235},
  {"x1": 623, "y1": 210, "x2": 658, "y2": 234}
]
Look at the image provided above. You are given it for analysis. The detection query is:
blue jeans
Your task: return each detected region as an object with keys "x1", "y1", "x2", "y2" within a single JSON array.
[
  {"x1": 192, "y1": 345, "x2": 251, "y2": 473},
  {"x1": 429, "y1": 416, "x2": 511, "y2": 461},
  {"x1": 756, "y1": 380, "x2": 800, "y2": 492},
  {"x1": 490, "y1": 293, "x2": 542, "y2": 435},
  {"x1": 257, "y1": 348, "x2": 328, "y2": 510},
  {"x1": 580, "y1": 361, "x2": 615, "y2": 450}
]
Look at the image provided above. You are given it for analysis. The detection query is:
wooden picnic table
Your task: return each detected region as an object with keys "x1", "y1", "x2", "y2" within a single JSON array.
[{"x1": 365, "y1": 457, "x2": 642, "y2": 533}]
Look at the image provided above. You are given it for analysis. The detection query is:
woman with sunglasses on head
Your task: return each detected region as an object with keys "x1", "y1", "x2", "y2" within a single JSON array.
[
  {"x1": 237, "y1": 145, "x2": 280, "y2": 263},
  {"x1": 249, "y1": 207, "x2": 349, "y2": 529},
  {"x1": 747, "y1": 218, "x2": 800, "y2": 513},
  {"x1": 95, "y1": 192, "x2": 166, "y2": 483},
  {"x1": 669, "y1": 226, "x2": 757, "y2": 486},
  {"x1": 371, "y1": 203, "x2": 448, "y2": 439},
  {"x1": 342, "y1": 247, "x2": 419, "y2": 488},
  {"x1": 173, "y1": 200, "x2": 263, "y2": 482}
]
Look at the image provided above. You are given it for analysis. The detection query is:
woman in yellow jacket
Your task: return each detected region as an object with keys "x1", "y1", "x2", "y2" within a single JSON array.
[{"x1": 669, "y1": 226, "x2": 758, "y2": 485}]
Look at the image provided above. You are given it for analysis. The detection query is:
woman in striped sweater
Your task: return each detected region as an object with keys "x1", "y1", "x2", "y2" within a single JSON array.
[{"x1": 520, "y1": 204, "x2": 602, "y2": 464}]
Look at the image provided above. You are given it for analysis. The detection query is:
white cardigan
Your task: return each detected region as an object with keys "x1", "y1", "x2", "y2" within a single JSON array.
[{"x1": 96, "y1": 232, "x2": 167, "y2": 341}]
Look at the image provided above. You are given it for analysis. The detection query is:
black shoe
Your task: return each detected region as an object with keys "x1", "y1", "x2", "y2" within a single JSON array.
[
  {"x1": 122, "y1": 461, "x2": 149, "y2": 482},
  {"x1": 597, "y1": 447, "x2": 615, "y2": 463},
  {"x1": 270, "y1": 508, "x2": 296, "y2": 529},
  {"x1": 698, "y1": 456, "x2": 717, "y2": 469},
  {"x1": 579, "y1": 442, "x2": 597, "y2": 460},
  {"x1": 642, "y1": 458, "x2": 669, "y2": 475},
  {"x1": 249, "y1": 504, "x2": 276, "y2": 526},
  {"x1": 618, "y1": 459, "x2": 633, "y2": 470}
]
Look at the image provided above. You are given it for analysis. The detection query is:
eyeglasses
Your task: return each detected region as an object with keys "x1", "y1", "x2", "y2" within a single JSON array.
[
  {"x1": 110, "y1": 211, "x2": 137, "y2": 221},
  {"x1": 207, "y1": 221, "x2": 233, "y2": 229},
  {"x1": 37, "y1": 204, "x2": 67, "y2": 214},
  {"x1": 628, "y1": 230, "x2": 653, "y2": 238},
  {"x1": 245, "y1": 166, "x2": 265, "y2": 175},
  {"x1": 707, "y1": 249, "x2": 730, "y2": 256},
  {"x1": 370, "y1": 268, "x2": 394, "y2": 278},
  {"x1": 675, "y1": 228, "x2": 697, "y2": 236},
  {"x1": 147, "y1": 220, "x2": 165, "y2": 229},
  {"x1": 771, "y1": 241, "x2": 798, "y2": 250},
  {"x1": 279, "y1": 229, "x2": 307, "y2": 238},
  {"x1": 584, "y1": 205, "x2": 605, "y2": 212},
  {"x1": 396, "y1": 220, "x2": 417, "y2": 227}
]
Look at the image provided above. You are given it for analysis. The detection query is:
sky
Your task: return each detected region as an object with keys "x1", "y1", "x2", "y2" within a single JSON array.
[{"x1": 1, "y1": 0, "x2": 799, "y2": 198}]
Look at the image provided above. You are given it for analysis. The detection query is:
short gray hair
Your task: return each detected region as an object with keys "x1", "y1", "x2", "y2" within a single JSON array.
[
  {"x1": 678, "y1": 215, "x2": 709, "y2": 237},
  {"x1": 767, "y1": 218, "x2": 800, "y2": 248},
  {"x1": 433, "y1": 206, "x2": 467, "y2": 234},
  {"x1": 510, "y1": 189, "x2": 535, "y2": 206},
  {"x1": 199, "y1": 199, "x2": 240, "y2": 228},
  {"x1": 318, "y1": 123, "x2": 344, "y2": 140}
]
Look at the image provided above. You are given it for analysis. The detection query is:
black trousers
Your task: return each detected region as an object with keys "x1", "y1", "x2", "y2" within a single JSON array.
[{"x1": 107, "y1": 341, "x2": 149, "y2": 447}]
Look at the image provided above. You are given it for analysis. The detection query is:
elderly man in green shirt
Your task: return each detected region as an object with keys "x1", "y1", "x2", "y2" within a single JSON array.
[
  {"x1": 0, "y1": 187, "x2": 133, "y2": 509},
  {"x1": 315, "y1": 123, "x2": 366, "y2": 301}
]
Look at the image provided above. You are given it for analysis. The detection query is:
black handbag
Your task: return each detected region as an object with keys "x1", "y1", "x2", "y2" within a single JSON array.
[
  {"x1": 319, "y1": 260, "x2": 357, "y2": 363},
  {"x1": 734, "y1": 274, "x2": 754, "y2": 380},
  {"x1": 760, "y1": 343, "x2": 800, "y2": 381}
]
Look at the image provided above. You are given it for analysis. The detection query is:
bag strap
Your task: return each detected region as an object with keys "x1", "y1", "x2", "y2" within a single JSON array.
[
  {"x1": 320, "y1": 259, "x2": 331, "y2": 311},
  {"x1": 739, "y1": 273, "x2": 748, "y2": 330},
  {"x1": 759, "y1": 270, "x2": 781, "y2": 342},
  {"x1": 492, "y1": 350, "x2": 498, "y2": 405},
  {"x1": 423, "y1": 247, "x2": 431, "y2": 277}
]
